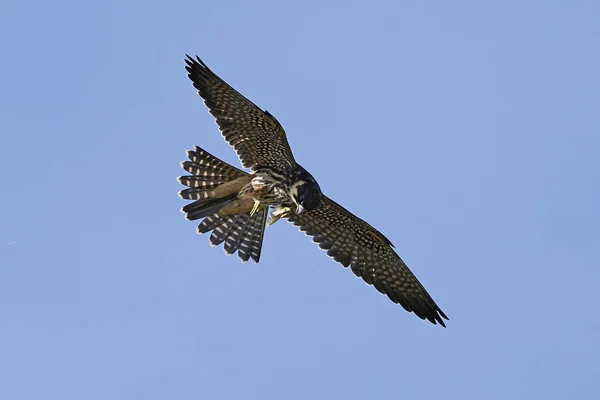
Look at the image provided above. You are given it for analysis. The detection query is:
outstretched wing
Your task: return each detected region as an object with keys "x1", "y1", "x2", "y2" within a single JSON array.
[
  {"x1": 288, "y1": 196, "x2": 448, "y2": 326},
  {"x1": 185, "y1": 55, "x2": 296, "y2": 171}
]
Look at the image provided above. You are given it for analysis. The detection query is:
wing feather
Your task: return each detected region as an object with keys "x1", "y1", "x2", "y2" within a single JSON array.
[
  {"x1": 185, "y1": 55, "x2": 296, "y2": 170},
  {"x1": 288, "y1": 196, "x2": 448, "y2": 327}
]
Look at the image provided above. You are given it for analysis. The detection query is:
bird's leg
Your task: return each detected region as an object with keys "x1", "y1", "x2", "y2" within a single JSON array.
[
  {"x1": 250, "y1": 199, "x2": 262, "y2": 217},
  {"x1": 267, "y1": 205, "x2": 293, "y2": 226}
]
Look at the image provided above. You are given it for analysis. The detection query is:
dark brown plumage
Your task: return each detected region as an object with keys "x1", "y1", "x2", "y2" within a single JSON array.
[
  {"x1": 288, "y1": 197, "x2": 448, "y2": 326},
  {"x1": 179, "y1": 55, "x2": 449, "y2": 326},
  {"x1": 178, "y1": 146, "x2": 268, "y2": 263},
  {"x1": 185, "y1": 56, "x2": 295, "y2": 170}
]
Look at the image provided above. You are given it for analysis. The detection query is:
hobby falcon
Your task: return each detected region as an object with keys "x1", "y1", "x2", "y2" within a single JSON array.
[{"x1": 178, "y1": 55, "x2": 448, "y2": 326}]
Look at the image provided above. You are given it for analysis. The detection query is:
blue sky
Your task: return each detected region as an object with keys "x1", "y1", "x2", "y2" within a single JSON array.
[{"x1": 1, "y1": 0, "x2": 599, "y2": 398}]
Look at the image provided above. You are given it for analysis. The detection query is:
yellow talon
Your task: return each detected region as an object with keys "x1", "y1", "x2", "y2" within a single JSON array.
[
  {"x1": 250, "y1": 199, "x2": 261, "y2": 216},
  {"x1": 281, "y1": 206, "x2": 292, "y2": 216}
]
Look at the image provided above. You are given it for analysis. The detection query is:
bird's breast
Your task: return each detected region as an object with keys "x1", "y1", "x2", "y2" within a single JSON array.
[{"x1": 240, "y1": 171, "x2": 293, "y2": 205}]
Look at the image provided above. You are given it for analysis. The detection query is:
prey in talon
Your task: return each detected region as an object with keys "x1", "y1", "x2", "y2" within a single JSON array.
[{"x1": 178, "y1": 145, "x2": 322, "y2": 264}]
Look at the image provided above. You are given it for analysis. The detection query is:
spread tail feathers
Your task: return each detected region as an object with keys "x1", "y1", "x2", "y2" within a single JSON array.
[{"x1": 178, "y1": 146, "x2": 268, "y2": 262}]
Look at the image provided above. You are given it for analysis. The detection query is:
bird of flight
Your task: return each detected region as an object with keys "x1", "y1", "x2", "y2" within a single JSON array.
[{"x1": 178, "y1": 55, "x2": 448, "y2": 326}]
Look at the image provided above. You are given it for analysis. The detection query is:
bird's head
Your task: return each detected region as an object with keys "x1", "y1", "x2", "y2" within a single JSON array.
[{"x1": 291, "y1": 167, "x2": 322, "y2": 213}]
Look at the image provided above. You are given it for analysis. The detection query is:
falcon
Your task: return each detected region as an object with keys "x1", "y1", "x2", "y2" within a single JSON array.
[{"x1": 178, "y1": 55, "x2": 449, "y2": 326}]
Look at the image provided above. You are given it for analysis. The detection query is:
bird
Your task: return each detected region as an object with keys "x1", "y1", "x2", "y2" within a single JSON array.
[{"x1": 178, "y1": 55, "x2": 449, "y2": 327}]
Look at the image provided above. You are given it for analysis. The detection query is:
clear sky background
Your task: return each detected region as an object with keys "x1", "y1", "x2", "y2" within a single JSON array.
[{"x1": 1, "y1": 1, "x2": 599, "y2": 399}]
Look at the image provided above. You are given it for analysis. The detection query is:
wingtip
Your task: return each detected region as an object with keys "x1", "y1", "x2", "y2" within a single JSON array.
[
  {"x1": 184, "y1": 54, "x2": 209, "y2": 70},
  {"x1": 440, "y1": 308, "x2": 449, "y2": 320},
  {"x1": 439, "y1": 313, "x2": 449, "y2": 328},
  {"x1": 428, "y1": 310, "x2": 449, "y2": 328}
]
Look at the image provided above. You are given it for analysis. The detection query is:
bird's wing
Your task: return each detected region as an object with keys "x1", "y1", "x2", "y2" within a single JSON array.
[
  {"x1": 288, "y1": 195, "x2": 448, "y2": 326},
  {"x1": 185, "y1": 55, "x2": 296, "y2": 171}
]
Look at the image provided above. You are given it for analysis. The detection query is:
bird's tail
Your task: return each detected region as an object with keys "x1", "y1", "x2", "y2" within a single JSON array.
[{"x1": 178, "y1": 146, "x2": 268, "y2": 263}]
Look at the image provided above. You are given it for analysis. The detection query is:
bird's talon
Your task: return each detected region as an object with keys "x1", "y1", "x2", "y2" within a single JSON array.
[{"x1": 250, "y1": 200, "x2": 261, "y2": 217}]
